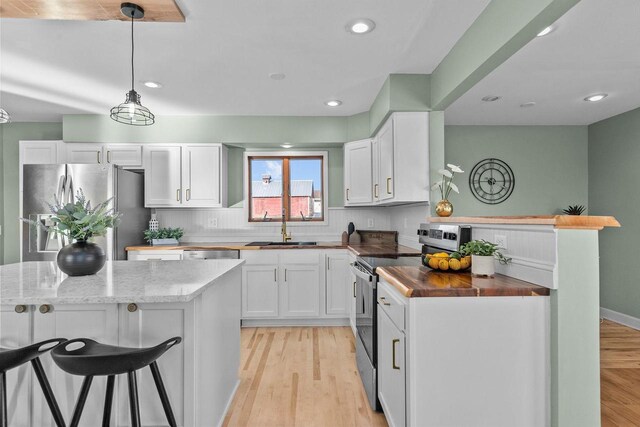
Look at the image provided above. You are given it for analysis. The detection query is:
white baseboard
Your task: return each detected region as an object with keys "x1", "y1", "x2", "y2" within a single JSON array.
[
  {"x1": 241, "y1": 318, "x2": 350, "y2": 327},
  {"x1": 600, "y1": 307, "x2": 640, "y2": 331}
]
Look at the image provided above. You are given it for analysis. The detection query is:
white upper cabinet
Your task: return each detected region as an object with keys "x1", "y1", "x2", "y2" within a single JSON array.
[
  {"x1": 144, "y1": 143, "x2": 227, "y2": 208},
  {"x1": 182, "y1": 144, "x2": 226, "y2": 207},
  {"x1": 343, "y1": 112, "x2": 429, "y2": 206},
  {"x1": 20, "y1": 140, "x2": 63, "y2": 164},
  {"x1": 344, "y1": 139, "x2": 373, "y2": 205},
  {"x1": 144, "y1": 145, "x2": 183, "y2": 207},
  {"x1": 67, "y1": 143, "x2": 143, "y2": 167}
]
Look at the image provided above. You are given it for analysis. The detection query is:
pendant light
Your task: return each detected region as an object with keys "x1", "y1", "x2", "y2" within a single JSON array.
[
  {"x1": 110, "y1": 2, "x2": 155, "y2": 126},
  {"x1": 0, "y1": 108, "x2": 10, "y2": 123}
]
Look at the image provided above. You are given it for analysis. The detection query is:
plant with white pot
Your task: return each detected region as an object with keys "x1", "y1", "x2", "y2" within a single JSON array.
[{"x1": 460, "y1": 240, "x2": 511, "y2": 277}]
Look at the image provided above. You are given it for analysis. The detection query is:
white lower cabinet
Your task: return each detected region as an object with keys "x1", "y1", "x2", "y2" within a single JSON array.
[
  {"x1": 348, "y1": 253, "x2": 357, "y2": 336},
  {"x1": 377, "y1": 308, "x2": 406, "y2": 427},
  {"x1": 128, "y1": 250, "x2": 184, "y2": 261},
  {"x1": 281, "y1": 264, "x2": 320, "y2": 317},
  {"x1": 325, "y1": 253, "x2": 349, "y2": 316},
  {"x1": 242, "y1": 264, "x2": 279, "y2": 318}
]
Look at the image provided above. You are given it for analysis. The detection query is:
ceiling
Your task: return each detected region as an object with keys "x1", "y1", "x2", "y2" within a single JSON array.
[
  {"x1": 445, "y1": 0, "x2": 640, "y2": 126},
  {"x1": 0, "y1": 0, "x2": 490, "y2": 122}
]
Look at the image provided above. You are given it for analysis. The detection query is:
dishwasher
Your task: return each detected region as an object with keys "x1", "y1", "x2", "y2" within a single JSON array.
[{"x1": 183, "y1": 250, "x2": 240, "y2": 260}]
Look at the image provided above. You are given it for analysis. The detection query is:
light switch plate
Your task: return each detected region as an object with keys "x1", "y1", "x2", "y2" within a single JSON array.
[{"x1": 367, "y1": 218, "x2": 374, "y2": 228}]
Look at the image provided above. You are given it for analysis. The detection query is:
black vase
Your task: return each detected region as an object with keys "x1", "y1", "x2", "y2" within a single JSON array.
[{"x1": 57, "y1": 240, "x2": 106, "y2": 276}]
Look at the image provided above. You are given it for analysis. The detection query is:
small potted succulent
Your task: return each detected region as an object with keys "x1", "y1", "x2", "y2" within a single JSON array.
[
  {"x1": 143, "y1": 227, "x2": 184, "y2": 246},
  {"x1": 460, "y1": 240, "x2": 511, "y2": 277},
  {"x1": 21, "y1": 189, "x2": 120, "y2": 276},
  {"x1": 562, "y1": 205, "x2": 586, "y2": 216}
]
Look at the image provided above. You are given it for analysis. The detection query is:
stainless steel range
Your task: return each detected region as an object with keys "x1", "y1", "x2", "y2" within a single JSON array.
[{"x1": 350, "y1": 255, "x2": 422, "y2": 411}]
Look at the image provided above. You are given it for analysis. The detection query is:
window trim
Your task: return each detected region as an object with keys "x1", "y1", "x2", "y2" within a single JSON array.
[{"x1": 244, "y1": 151, "x2": 329, "y2": 225}]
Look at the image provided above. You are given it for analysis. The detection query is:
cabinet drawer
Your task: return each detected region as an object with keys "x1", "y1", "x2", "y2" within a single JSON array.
[
  {"x1": 128, "y1": 250, "x2": 183, "y2": 261},
  {"x1": 377, "y1": 279, "x2": 406, "y2": 331},
  {"x1": 241, "y1": 250, "x2": 279, "y2": 265}
]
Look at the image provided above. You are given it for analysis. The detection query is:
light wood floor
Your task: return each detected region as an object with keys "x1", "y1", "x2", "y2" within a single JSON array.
[
  {"x1": 223, "y1": 326, "x2": 387, "y2": 427},
  {"x1": 224, "y1": 322, "x2": 640, "y2": 427}
]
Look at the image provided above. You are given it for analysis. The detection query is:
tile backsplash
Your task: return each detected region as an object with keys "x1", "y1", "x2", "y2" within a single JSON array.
[{"x1": 155, "y1": 206, "x2": 424, "y2": 245}]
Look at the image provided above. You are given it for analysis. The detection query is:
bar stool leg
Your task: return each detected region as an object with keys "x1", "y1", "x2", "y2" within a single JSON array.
[
  {"x1": 127, "y1": 371, "x2": 141, "y2": 427},
  {"x1": 31, "y1": 358, "x2": 65, "y2": 427},
  {"x1": 0, "y1": 371, "x2": 7, "y2": 427},
  {"x1": 70, "y1": 376, "x2": 93, "y2": 427},
  {"x1": 102, "y1": 375, "x2": 116, "y2": 427},
  {"x1": 149, "y1": 361, "x2": 177, "y2": 427}
]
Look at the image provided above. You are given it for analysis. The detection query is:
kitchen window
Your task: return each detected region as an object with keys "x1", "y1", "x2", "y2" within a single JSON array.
[{"x1": 246, "y1": 152, "x2": 327, "y2": 222}]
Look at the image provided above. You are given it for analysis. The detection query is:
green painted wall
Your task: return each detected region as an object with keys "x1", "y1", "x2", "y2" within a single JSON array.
[
  {"x1": 444, "y1": 125, "x2": 588, "y2": 216},
  {"x1": 346, "y1": 112, "x2": 370, "y2": 141},
  {"x1": 2, "y1": 123, "x2": 63, "y2": 265},
  {"x1": 431, "y1": 0, "x2": 581, "y2": 110},
  {"x1": 589, "y1": 107, "x2": 639, "y2": 319},
  {"x1": 429, "y1": 112, "x2": 446, "y2": 216}
]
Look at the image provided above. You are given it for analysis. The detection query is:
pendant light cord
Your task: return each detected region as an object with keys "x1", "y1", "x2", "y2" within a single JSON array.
[{"x1": 131, "y1": 13, "x2": 135, "y2": 91}]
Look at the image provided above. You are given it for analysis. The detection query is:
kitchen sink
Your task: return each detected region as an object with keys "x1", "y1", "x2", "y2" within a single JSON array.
[{"x1": 245, "y1": 241, "x2": 317, "y2": 246}]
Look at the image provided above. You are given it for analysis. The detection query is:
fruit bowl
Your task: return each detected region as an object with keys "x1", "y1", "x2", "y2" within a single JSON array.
[{"x1": 424, "y1": 253, "x2": 471, "y2": 272}]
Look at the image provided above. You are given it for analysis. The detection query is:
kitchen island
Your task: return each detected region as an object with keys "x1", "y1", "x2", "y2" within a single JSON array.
[{"x1": 0, "y1": 259, "x2": 244, "y2": 427}]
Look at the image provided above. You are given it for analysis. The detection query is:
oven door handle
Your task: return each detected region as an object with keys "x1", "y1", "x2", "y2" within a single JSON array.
[{"x1": 349, "y1": 263, "x2": 373, "y2": 282}]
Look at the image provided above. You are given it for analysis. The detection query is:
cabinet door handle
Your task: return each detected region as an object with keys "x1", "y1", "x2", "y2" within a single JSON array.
[
  {"x1": 284, "y1": 269, "x2": 287, "y2": 282},
  {"x1": 39, "y1": 304, "x2": 52, "y2": 314},
  {"x1": 327, "y1": 258, "x2": 330, "y2": 270},
  {"x1": 392, "y1": 339, "x2": 400, "y2": 370},
  {"x1": 107, "y1": 150, "x2": 111, "y2": 163},
  {"x1": 274, "y1": 268, "x2": 277, "y2": 282},
  {"x1": 346, "y1": 189, "x2": 350, "y2": 201},
  {"x1": 186, "y1": 189, "x2": 191, "y2": 201},
  {"x1": 378, "y1": 296, "x2": 391, "y2": 306},
  {"x1": 97, "y1": 151, "x2": 101, "y2": 164},
  {"x1": 386, "y1": 177, "x2": 392, "y2": 194},
  {"x1": 14, "y1": 305, "x2": 28, "y2": 314},
  {"x1": 177, "y1": 189, "x2": 181, "y2": 202},
  {"x1": 353, "y1": 282, "x2": 356, "y2": 298},
  {"x1": 374, "y1": 184, "x2": 379, "y2": 198}
]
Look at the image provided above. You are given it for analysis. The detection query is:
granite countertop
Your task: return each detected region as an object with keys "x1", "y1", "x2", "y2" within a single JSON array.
[
  {"x1": 0, "y1": 260, "x2": 245, "y2": 305},
  {"x1": 377, "y1": 266, "x2": 550, "y2": 298},
  {"x1": 125, "y1": 242, "x2": 421, "y2": 257}
]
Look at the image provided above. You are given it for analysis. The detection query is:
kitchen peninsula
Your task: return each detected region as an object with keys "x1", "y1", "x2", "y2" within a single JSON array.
[{"x1": 0, "y1": 259, "x2": 244, "y2": 426}]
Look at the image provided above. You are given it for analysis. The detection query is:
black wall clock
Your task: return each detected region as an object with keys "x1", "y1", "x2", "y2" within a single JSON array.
[{"x1": 469, "y1": 158, "x2": 515, "y2": 204}]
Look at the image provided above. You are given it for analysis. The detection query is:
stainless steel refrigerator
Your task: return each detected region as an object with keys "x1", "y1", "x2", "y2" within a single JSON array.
[{"x1": 22, "y1": 164, "x2": 149, "y2": 261}]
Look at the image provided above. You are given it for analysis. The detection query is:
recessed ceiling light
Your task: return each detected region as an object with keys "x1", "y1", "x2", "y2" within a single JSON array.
[
  {"x1": 520, "y1": 102, "x2": 536, "y2": 108},
  {"x1": 143, "y1": 81, "x2": 162, "y2": 89},
  {"x1": 584, "y1": 93, "x2": 608, "y2": 102},
  {"x1": 325, "y1": 100, "x2": 343, "y2": 107},
  {"x1": 346, "y1": 19, "x2": 376, "y2": 35},
  {"x1": 537, "y1": 26, "x2": 554, "y2": 37},
  {"x1": 269, "y1": 73, "x2": 286, "y2": 81},
  {"x1": 281, "y1": 144, "x2": 293, "y2": 149},
  {"x1": 481, "y1": 95, "x2": 501, "y2": 102}
]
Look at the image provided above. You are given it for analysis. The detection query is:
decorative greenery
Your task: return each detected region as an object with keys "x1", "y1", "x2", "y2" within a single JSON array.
[
  {"x1": 460, "y1": 239, "x2": 512, "y2": 265},
  {"x1": 143, "y1": 227, "x2": 184, "y2": 243},
  {"x1": 21, "y1": 189, "x2": 120, "y2": 242},
  {"x1": 431, "y1": 164, "x2": 464, "y2": 200},
  {"x1": 562, "y1": 204, "x2": 586, "y2": 216}
]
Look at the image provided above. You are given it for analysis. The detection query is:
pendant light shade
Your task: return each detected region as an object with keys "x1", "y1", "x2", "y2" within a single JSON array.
[
  {"x1": 0, "y1": 108, "x2": 10, "y2": 124},
  {"x1": 110, "y1": 3, "x2": 154, "y2": 126}
]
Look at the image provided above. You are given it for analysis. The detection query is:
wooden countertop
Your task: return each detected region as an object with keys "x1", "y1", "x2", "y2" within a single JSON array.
[
  {"x1": 377, "y1": 266, "x2": 550, "y2": 298},
  {"x1": 429, "y1": 215, "x2": 620, "y2": 230},
  {"x1": 126, "y1": 243, "x2": 421, "y2": 257}
]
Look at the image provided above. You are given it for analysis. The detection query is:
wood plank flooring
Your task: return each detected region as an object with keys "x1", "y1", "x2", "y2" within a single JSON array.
[
  {"x1": 601, "y1": 320, "x2": 640, "y2": 426},
  {"x1": 223, "y1": 326, "x2": 387, "y2": 427},
  {"x1": 224, "y1": 321, "x2": 640, "y2": 426}
]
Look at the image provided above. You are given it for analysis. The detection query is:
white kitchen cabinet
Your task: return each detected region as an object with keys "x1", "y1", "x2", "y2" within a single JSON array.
[
  {"x1": 66, "y1": 143, "x2": 143, "y2": 167},
  {"x1": 182, "y1": 144, "x2": 226, "y2": 207},
  {"x1": 144, "y1": 144, "x2": 227, "y2": 208},
  {"x1": 19, "y1": 140, "x2": 64, "y2": 165},
  {"x1": 377, "y1": 119, "x2": 395, "y2": 202},
  {"x1": 325, "y1": 253, "x2": 349, "y2": 316},
  {"x1": 128, "y1": 250, "x2": 184, "y2": 261},
  {"x1": 348, "y1": 252, "x2": 357, "y2": 336},
  {"x1": 242, "y1": 265, "x2": 280, "y2": 318},
  {"x1": 281, "y1": 264, "x2": 320, "y2": 317},
  {"x1": 144, "y1": 145, "x2": 183, "y2": 207},
  {"x1": 32, "y1": 303, "x2": 119, "y2": 427},
  {"x1": 377, "y1": 304, "x2": 406, "y2": 427},
  {"x1": 344, "y1": 139, "x2": 373, "y2": 205}
]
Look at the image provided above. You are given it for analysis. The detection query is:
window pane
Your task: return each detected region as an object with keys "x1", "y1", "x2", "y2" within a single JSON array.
[
  {"x1": 289, "y1": 158, "x2": 323, "y2": 220},
  {"x1": 250, "y1": 158, "x2": 283, "y2": 221}
]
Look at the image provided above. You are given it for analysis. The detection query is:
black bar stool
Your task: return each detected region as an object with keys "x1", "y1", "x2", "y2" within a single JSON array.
[
  {"x1": 51, "y1": 337, "x2": 181, "y2": 427},
  {"x1": 0, "y1": 338, "x2": 67, "y2": 427}
]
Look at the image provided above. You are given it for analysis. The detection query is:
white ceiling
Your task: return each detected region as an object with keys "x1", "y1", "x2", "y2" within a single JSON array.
[
  {"x1": 446, "y1": 0, "x2": 640, "y2": 126},
  {"x1": 0, "y1": 0, "x2": 489, "y2": 122}
]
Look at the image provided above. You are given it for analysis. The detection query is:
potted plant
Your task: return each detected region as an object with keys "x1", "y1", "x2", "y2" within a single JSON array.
[
  {"x1": 143, "y1": 227, "x2": 184, "y2": 245},
  {"x1": 460, "y1": 240, "x2": 511, "y2": 277},
  {"x1": 431, "y1": 164, "x2": 464, "y2": 217},
  {"x1": 22, "y1": 189, "x2": 120, "y2": 276}
]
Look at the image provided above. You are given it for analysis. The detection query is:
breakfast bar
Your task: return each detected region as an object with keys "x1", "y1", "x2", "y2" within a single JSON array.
[{"x1": 0, "y1": 259, "x2": 245, "y2": 426}]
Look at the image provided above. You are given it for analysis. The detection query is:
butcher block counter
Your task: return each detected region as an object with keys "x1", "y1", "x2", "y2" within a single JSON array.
[{"x1": 377, "y1": 266, "x2": 550, "y2": 298}]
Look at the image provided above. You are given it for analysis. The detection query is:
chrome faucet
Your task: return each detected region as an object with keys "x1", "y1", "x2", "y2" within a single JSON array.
[{"x1": 281, "y1": 209, "x2": 291, "y2": 242}]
